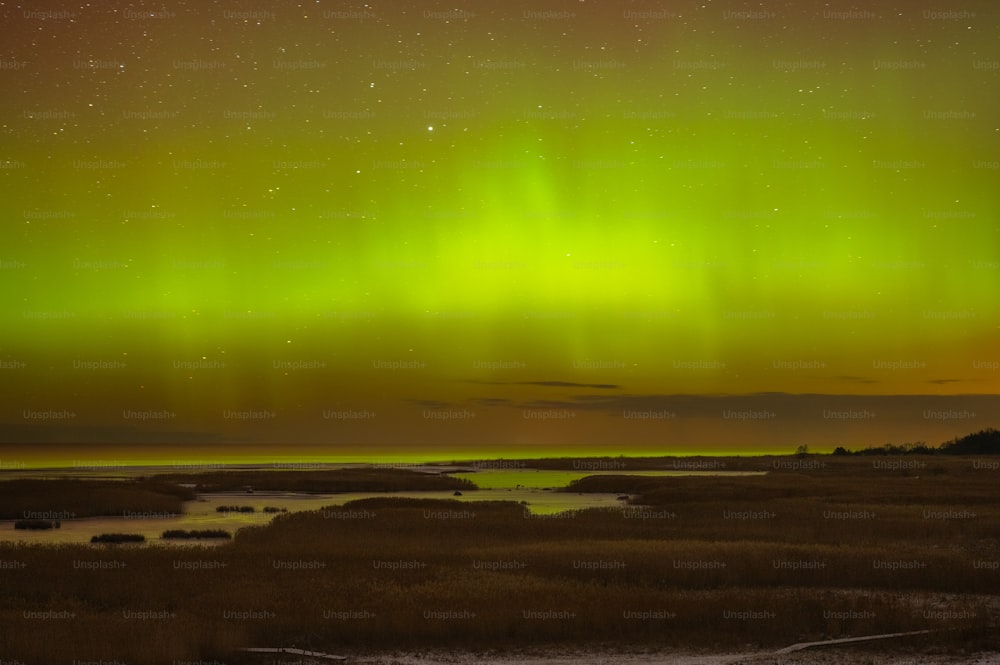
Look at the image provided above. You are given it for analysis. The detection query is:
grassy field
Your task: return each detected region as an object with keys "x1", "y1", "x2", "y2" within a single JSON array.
[{"x1": 0, "y1": 456, "x2": 997, "y2": 663}]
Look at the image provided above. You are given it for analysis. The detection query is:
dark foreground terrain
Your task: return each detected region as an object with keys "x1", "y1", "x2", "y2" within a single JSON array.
[{"x1": 0, "y1": 457, "x2": 997, "y2": 663}]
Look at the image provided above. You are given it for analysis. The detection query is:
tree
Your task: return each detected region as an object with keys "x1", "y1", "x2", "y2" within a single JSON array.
[{"x1": 939, "y1": 428, "x2": 1000, "y2": 455}]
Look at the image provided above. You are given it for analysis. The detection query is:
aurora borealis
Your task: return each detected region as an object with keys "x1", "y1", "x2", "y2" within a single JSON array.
[{"x1": 1, "y1": 0, "x2": 998, "y2": 466}]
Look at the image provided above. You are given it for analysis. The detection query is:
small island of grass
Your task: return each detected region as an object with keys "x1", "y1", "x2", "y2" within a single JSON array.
[
  {"x1": 14, "y1": 519, "x2": 61, "y2": 530},
  {"x1": 161, "y1": 529, "x2": 232, "y2": 540},
  {"x1": 90, "y1": 533, "x2": 145, "y2": 544}
]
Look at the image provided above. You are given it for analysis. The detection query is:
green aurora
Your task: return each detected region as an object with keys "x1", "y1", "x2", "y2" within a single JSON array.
[{"x1": 0, "y1": 1, "x2": 998, "y2": 466}]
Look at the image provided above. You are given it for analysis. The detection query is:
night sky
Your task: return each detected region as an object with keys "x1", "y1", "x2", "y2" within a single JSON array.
[{"x1": 1, "y1": 1, "x2": 998, "y2": 466}]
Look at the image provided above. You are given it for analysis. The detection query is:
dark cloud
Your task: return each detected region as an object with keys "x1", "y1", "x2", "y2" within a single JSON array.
[
  {"x1": 520, "y1": 399, "x2": 590, "y2": 410},
  {"x1": 833, "y1": 375, "x2": 880, "y2": 384},
  {"x1": 467, "y1": 379, "x2": 621, "y2": 390},
  {"x1": 407, "y1": 399, "x2": 452, "y2": 409},
  {"x1": 520, "y1": 380, "x2": 620, "y2": 390},
  {"x1": 459, "y1": 393, "x2": 1000, "y2": 423},
  {"x1": 471, "y1": 397, "x2": 512, "y2": 406}
]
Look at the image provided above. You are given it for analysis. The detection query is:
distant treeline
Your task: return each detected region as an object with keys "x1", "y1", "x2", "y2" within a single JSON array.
[{"x1": 832, "y1": 427, "x2": 1000, "y2": 456}]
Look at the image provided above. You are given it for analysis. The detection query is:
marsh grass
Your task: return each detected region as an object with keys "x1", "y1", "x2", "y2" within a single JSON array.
[
  {"x1": 0, "y1": 456, "x2": 997, "y2": 663},
  {"x1": 161, "y1": 529, "x2": 231, "y2": 540},
  {"x1": 0, "y1": 478, "x2": 193, "y2": 519},
  {"x1": 152, "y1": 468, "x2": 478, "y2": 493},
  {"x1": 13, "y1": 518, "x2": 60, "y2": 530},
  {"x1": 90, "y1": 533, "x2": 145, "y2": 544}
]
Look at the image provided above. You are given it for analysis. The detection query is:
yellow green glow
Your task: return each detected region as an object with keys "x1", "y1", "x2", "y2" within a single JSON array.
[{"x1": 1, "y1": 4, "x2": 997, "y2": 464}]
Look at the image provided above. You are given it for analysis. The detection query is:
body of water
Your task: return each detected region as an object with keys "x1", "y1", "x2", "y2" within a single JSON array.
[
  {"x1": 450, "y1": 468, "x2": 765, "y2": 489},
  {"x1": 0, "y1": 468, "x2": 764, "y2": 546}
]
